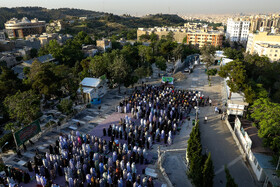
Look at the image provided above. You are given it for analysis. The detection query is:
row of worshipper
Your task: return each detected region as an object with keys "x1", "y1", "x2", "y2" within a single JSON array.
[
  {"x1": 117, "y1": 85, "x2": 208, "y2": 116},
  {"x1": 2, "y1": 166, "x2": 31, "y2": 186},
  {"x1": 25, "y1": 131, "x2": 154, "y2": 187},
  {"x1": 103, "y1": 115, "x2": 174, "y2": 148}
]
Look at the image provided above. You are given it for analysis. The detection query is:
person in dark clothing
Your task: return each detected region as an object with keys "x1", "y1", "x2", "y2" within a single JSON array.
[
  {"x1": 29, "y1": 140, "x2": 34, "y2": 145},
  {"x1": 27, "y1": 161, "x2": 33, "y2": 172},
  {"x1": 49, "y1": 144, "x2": 54, "y2": 154},
  {"x1": 23, "y1": 172, "x2": 30, "y2": 183},
  {"x1": 23, "y1": 143, "x2": 27, "y2": 151},
  {"x1": 17, "y1": 149, "x2": 22, "y2": 158}
]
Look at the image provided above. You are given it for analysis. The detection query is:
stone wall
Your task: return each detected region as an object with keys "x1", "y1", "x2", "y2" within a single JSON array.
[{"x1": 157, "y1": 148, "x2": 174, "y2": 187}]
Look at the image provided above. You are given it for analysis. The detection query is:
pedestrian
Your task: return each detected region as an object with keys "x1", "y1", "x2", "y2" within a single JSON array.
[
  {"x1": 221, "y1": 114, "x2": 224, "y2": 120},
  {"x1": 17, "y1": 149, "x2": 22, "y2": 158},
  {"x1": 29, "y1": 140, "x2": 34, "y2": 145},
  {"x1": 209, "y1": 99, "x2": 212, "y2": 106},
  {"x1": 23, "y1": 143, "x2": 27, "y2": 151},
  {"x1": 204, "y1": 116, "x2": 208, "y2": 123}
]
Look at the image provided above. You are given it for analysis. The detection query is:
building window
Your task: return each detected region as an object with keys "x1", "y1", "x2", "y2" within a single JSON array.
[
  {"x1": 257, "y1": 165, "x2": 261, "y2": 171},
  {"x1": 254, "y1": 158, "x2": 257, "y2": 165}
]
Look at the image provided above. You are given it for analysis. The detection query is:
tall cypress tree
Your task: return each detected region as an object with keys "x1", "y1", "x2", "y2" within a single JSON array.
[
  {"x1": 187, "y1": 122, "x2": 203, "y2": 187},
  {"x1": 202, "y1": 152, "x2": 215, "y2": 187},
  {"x1": 225, "y1": 165, "x2": 238, "y2": 187}
]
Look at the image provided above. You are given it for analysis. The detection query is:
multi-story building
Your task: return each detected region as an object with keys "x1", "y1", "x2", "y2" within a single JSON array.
[
  {"x1": 96, "y1": 39, "x2": 112, "y2": 52},
  {"x1": 226, "y1": 18, "x2": 250, "y2": 43},
  {"x1": 46, "y1": 20, "x2": 65, "y2": 33},
  {"x1": 246, "y1": 32, "x2": 280, "y2": 62},
  {"x1": 5, "y1": 17, "x2": 46, "y2": 38},
  {"x1": 249, "y1": 14, "x2": 280, "y2": 33},
  {"x1": 137, "y1": 27, "x2": 223, "y2": 48}
]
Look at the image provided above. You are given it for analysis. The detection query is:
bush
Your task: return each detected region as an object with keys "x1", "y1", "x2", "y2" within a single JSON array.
[
  {"x1": 0, "y1": 133, "x2": 15, "y2": 152},
  {"x1": 0, "y1": 163, "x2": 5, "y2": 171},
  {"x1": 57, "y1": 99, "x2": 73, "y2": 115},
  {"x1": 155, "y1": 56, "x2": 167, "y2": 71}
]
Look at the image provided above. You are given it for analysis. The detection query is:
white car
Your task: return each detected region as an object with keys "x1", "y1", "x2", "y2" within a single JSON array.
[{"x1": 184, "y1": 68, "x2": 190, "y2": 73}]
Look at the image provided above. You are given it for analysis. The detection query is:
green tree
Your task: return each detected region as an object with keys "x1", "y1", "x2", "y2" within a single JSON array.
[
  {"x1": 155, "y1": 56, "x2": 167, "y2": 71},
  {"x1": 52, "y1": 64, "x2": 79, "y2": 97},
  {"x1": 4, "y1": 90, "x2": 40, "y2": 125},
  {"x1": 126, "y1": 29, "x2": 137, "y2": 40},
  {"x1": 224, "y1": 165, "x2": 238, "y2": 187},
  {"x1": 0, "y1": 66, "x2": 23, "y2": 102},
  {"x1": 138, "y1": 45, "x2": 153, "y2": 65},
  {"x1": 121, "y1": 44, "x2": 140, "y2": 70},
  {"x1": 139, "y1": 34, "x2": 150, "y2": 42},
  {"x1": 4, "y1": 122, "x2": 20, "y2": 132},
  {"x1": 30, "y1": 48, "x2": 38, "y2": 58},
  {"x1": 158, "y1": 40, "x2": 177, "y2": 61},
  {"x1": 89, "y1": 55, "x2": 109, "y2": 78},
  {"x1": 218, "y1": 60, "x2": 247, "y2": 100},
  {"x1": 223, "y1": 47, "x2": 244, "y2": 60},
  {"x1": 187, "y1": 121, "x2": 203, "y2": 187},
  {"x1": 165, "y1": 31, "x2": 174, "y2": 42},
  {"x1": 150, "y1": 32, "x2": 159, "y2": 42},
  {"x1": 206, "y1": 68, "x2": 217, "y2": 86},
  {"x1": 201, "y1": 44, "x2": 216, "y2": 70},
  {"x1": 110, "y1": 54, "x2": 130, "y2": 93},
  {"x1": 172, "y1": 44, "x2": 184, "y2": 60},
  {"x1": 58, "y1": 99, "x2": 73, "y2": 115},
  {"x1": 134, "y1": 67, "x2": 148, "y2": 79},
  {"x1": 25, "y1": 61, "x2": 61, "y2": 99},
  {"x1": 202, "y1": 153, "x2": 215, "y2": 187},
  {"x1": 250, "y1": 98, "x2": 280, "y2": 153}
]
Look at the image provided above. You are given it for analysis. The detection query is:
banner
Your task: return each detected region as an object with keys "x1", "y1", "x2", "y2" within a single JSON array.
[
  {"x1": 14, "y1": 120, "x2": 41, "y2": 146},
  {"x1": 162, "y1": 77, "x2": 174, "y2": 84}
]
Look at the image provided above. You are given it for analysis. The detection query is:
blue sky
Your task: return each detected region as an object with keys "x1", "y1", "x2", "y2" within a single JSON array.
[{"x1": 1, "y1": 0, "x2": 279, "y2": 15}]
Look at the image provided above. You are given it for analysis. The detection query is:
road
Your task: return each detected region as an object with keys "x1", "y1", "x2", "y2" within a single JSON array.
[{"x1": 161, "y1": 64, "x2": 258, "y2": 187}]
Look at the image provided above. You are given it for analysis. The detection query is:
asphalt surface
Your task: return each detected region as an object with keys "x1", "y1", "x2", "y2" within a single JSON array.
[{"x1": 165, "y1": 64, "x2": 258, "y2": 187}]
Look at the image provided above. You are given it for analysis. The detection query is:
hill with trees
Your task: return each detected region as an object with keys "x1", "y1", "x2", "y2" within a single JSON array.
[
  {"x1": 0, "y1": 7, "x2": 185, "y2": 39},
  {"x1": 0, "y1": 7, "x2": 103, "y2": 29}
]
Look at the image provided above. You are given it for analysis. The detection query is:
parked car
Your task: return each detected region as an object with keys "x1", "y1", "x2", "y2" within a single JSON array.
[{"x1": 184, "y1": 68, "x2": 191, "y2": 73}]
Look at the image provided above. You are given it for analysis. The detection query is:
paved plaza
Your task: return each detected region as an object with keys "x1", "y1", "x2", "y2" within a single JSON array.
[{"x1": 1, "y1": 62, "x2": 260, "y2": 187}]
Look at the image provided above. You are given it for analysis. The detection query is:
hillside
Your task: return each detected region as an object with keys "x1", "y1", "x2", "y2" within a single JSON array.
[
  {"x1": 0, "y1": 7, "x2": 186, "y2": 38},
  {"x1": 0, "y1": 7, "x2": 104, "y2": 29}
]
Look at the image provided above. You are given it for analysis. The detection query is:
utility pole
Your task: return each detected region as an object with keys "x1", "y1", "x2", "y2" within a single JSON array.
[
  {"x1": 276, "y1": 155, "x2": 280, "y2": 171},
  {"x1": 12, "y1": 129, "x2": 19, "y2": 151}
]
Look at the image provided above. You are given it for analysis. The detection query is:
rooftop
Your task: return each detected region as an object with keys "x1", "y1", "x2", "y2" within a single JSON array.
[
  {"x1": 240, "y1": 119, "x2": 273, "y2": 154},
  {"x1": 23, "y1": 54, "x2": 54, "y2": 66},
  {"x1": 80, "y1": 77, "x2": 101, "y2": 88},
  {"x1": 256, "y1": 43, "x2": 280, "y2": 49}
]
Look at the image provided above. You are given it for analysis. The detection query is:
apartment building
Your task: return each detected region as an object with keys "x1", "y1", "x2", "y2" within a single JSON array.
[
  {"x1": 137, "y1": 27, "x2": 223, "y2": 48},
  {"x1": 226, "y1": 18, "x2": 250, "y2": 43},
  {"x1": 96, "y1": 39, "x2": 112, "y2": 52},
  {"x1": 249, "y1": 14, "x2": 280, "y2": 33},
  {"x1": 253, "y1": 43, "x2": 280, "y2": 62},
  {"x1": 246, "y1": 31, "x2": 280, "y2": 62},
  {"x1": 5, "y1": 17, "x2": 46, "y2": 38}
]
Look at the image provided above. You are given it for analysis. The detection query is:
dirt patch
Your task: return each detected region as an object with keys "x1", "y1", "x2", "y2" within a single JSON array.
[{"x1": 173, "y1": 72, "x2": 186, "y2": 81}]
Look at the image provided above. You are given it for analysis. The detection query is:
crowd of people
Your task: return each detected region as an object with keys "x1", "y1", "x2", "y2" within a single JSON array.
[
  {"x1": 113, "y1": 84, "x2": 209, "y2": 147},
  {"x1": 1, "y1": 166, "x2": 31, "y2": 186},
  {"x1": 1, "y1": 84, "x2": 209, "y2": 187}
]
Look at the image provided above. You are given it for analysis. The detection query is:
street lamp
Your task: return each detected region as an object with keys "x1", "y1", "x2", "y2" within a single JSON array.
[{"x1": 0, "y1": 142, "x2": 9, "y2": 153}]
